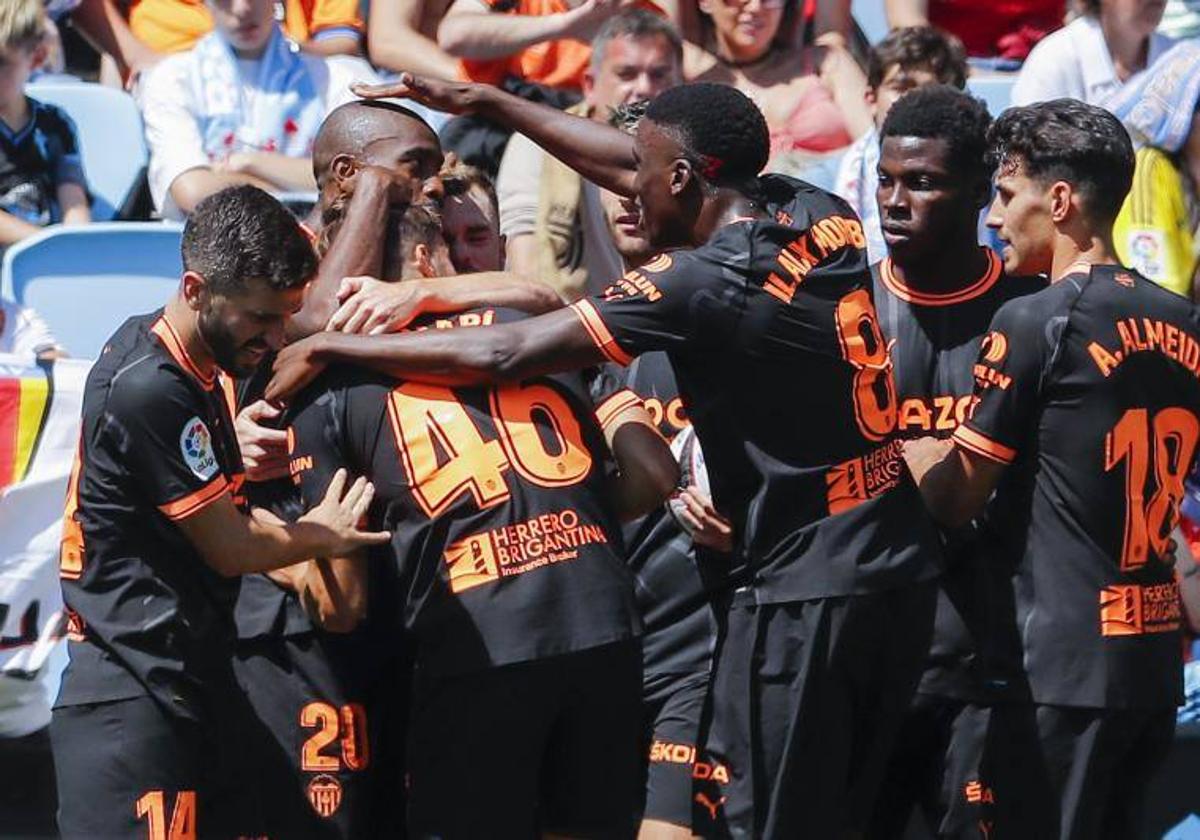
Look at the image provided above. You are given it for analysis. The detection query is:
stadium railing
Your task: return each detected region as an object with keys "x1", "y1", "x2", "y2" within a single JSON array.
[{"x1": 2, "y1": 223, "x2": 182, "y2": 361}]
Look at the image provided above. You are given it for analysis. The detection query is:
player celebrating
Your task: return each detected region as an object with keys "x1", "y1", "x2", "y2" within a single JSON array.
[
  {"x1": 864, "y1": 86, "x2": 1048, "y2": 839},
  {"x1": 50, "y1": 187, "x2": 389, "y2": 840},
  {"x1": 910, "y1": 100, "x2": 1198, "y2": 838},
  {"x1": 269, "y1": 80, "x2": 945, "y2": 838}
]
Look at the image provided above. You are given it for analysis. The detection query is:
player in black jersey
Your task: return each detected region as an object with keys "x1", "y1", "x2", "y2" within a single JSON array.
[
  {"x1": 49, "y1": 187, "x2": 390, "y2": 840},
  {"x1": 269, "y1": 79, "x2": 945, "y2": 838},
  {"x1": 910, "y1": 100, "x2": 1198, "y2": 839},
  {"x1": 864, "y1": 87, "x2": 1048, "y2": 840}
]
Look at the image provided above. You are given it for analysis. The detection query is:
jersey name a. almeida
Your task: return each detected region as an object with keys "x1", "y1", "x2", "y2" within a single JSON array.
[
  {"x1": 954, "y1": 264, "x2": 1200, "y2": 709},
  {"x1": 57, "y1": 311, "x2": 246, "y2": 720}
]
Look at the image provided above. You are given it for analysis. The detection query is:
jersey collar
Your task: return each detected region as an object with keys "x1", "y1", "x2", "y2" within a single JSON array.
[
  {"x1": 150, "y1": 314, "x2": 217, "y2": 390},
  {"x1": 880, "y1": 248, "x2": 1002, "y2": 307}
]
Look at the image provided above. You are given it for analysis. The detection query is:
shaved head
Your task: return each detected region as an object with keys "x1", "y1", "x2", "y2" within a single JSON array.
[{"x1": 312, "y1": 100, "x2": 441, "y2": 187}]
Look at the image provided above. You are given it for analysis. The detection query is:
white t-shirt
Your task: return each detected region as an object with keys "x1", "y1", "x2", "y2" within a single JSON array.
[
  {"x1": 0, "y1": 299, "x2": 58, "y2": 359},
  {"x1": 1012, "y1": 15, "x2": 1176, "y2": 106},
  {"x1": 139, "y1": 51, "x2": 378, "y2": 219}
]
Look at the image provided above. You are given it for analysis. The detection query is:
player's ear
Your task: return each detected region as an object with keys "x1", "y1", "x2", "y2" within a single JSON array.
[
  {"x1": 331, "y1": 154, "x2": 357, "y2": 192},
  {"x1": 414, "y1": 244, "x2": 437, "y2": 278},
  {"x1": 671, "y1": 158, "x2": 692, "y2": 196},
  {"x1": 1049, "y1": 180, "x2": 1073, "y2": 224},
  {"x1": 181, "y1": 271, "x2": 208, "y2": 311}
]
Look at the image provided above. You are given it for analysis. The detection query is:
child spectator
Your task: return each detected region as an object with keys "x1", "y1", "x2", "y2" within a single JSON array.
[
  {"x1": 1012, "y1": 0, "x2": 1174, "y2": 106},
  {"x1": 137, "y1": 0, "x2": 377, "y2": 218},
  {"x1": 1105, "y1": 39, "x2": 1200, "y2": 298},
  {"x1": 0, "y1": 0, "x2": 90, "y2": 247},
  {"x1": 0, "y1": 296, "x2": 61, "y2": 358},
  {"x1": 833, "y1": 26, "x2": 967, "y2": 263}
]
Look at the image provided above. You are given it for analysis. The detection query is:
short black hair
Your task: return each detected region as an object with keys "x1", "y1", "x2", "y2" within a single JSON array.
[
  {"x1": 867, "y1": 25, "x2": 968, "y2": 89},
  {"x1": 987, "y1": 99, "x2": 1135, "y2": 225},
  {"x1": 182, "y1": 186, "x2": 317, "y2": 295},
  {"x1": 881, "y1": 85, "x2": 992, "y2": 182},
  {"x1": 644, "y1": 83, "x2": 769, "y2": 186}
]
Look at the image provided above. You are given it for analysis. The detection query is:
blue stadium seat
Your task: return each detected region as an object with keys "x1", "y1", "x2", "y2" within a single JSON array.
[
  {"x1": 967, "y1": 75, "x2": 1018, "y2": 118},
  {"x1": 2, "y1": 223, "x2": 182, "y2": 360},
  {"x1": 25, "y1": 81, "x2": 149, "y2": 221}
]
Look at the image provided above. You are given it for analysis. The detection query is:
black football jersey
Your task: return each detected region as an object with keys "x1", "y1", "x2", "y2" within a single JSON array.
[
  {"x1": 570, "y1": 182, "x2": 943, "y2": 602},
  {"x1": 955, "y1": 264, "x2": 1200, "y2": 709},
  {"x1": 57, "y1": 311, "x2": 246, "y2": 720},
  {"x1": 287, "y1": 308, "x2": 640, "y2": 675},
  {"x1": 873, "y1": 250, "x2": 1045, "y2": 701},
  {"x1": 591, "y1": 354, "x2": 722, "y2": 677}
]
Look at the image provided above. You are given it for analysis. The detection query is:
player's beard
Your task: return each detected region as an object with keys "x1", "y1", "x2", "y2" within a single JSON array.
[{"x1": 196, "y1": 304, "x2": 257, "y2": 378}]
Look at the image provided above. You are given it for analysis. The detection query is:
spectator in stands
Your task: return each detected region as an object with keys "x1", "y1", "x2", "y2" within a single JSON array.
[
  {"x1": 0, "y1": 0, "x2": 90, "y2": 247},
  {"x1": 686, "y1": 0, "x2": 871, "y2": 172},
  {"x1": 368, "y1": 0, "x2": 460, "y2": 79},
  {"x1": 49, "y1": 0, "x2": 163, "y2": 82},
  {"x1": 128, "y1": 0, "x2": 364, "y2": 58},
  {"x1": 885, "y1": 0, "x2": 1064, "y2": 61},
  {"x1": 496, "y1": 8, "x2": 681, "y2": 300},
  {"x1": 1012, "y1": 0, "x2": 1174, "y2": 106},
  {"x1": 138, "y1": 0, "x2": 377, "y2": 218},
  {"x1": 834, "y1": 26, "x2": 967, "y2": 264},
  {"x1": 0, "y1": 297, "x2": 62, "y2": 358},
  {"x1": 442, "y1": 161, "x2": 506, "y2": 273},
  {"x1": 1104, "y1": 39, "x2": 1200, "y2": 298}
]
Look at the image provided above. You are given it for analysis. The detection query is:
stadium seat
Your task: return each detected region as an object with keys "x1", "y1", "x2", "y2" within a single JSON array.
[
  {"x1": 966, "y1": 75, "x2": 1017, "y2": 118},
  {"x1": 2, "y1": 223, "x2": 182, "y2": 360},
  {"x1": 25, "y1": 81, "x2": 149, "y2": 221}
]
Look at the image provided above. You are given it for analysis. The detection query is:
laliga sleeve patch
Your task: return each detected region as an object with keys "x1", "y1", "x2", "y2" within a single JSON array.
[{"x1": 180, "y1": 416, "x2": 219, "y2": 480}]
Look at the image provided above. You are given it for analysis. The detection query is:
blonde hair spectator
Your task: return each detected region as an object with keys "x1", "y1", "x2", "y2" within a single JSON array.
[{"x1": 0, "y1": 0, "x2": 47, "y2": 51}]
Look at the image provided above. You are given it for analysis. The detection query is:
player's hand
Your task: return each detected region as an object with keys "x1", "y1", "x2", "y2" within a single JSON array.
[
  {"x1": 329, "y1": 276, "x2": 429, "y2": 335},
  {"x1": 300, "y1": 469, "x2": 391, "y2": 554},
  {"x1": 673, "y1": 486, "x2": 733, "y2": 553},
  {"x1": 266, "y1": 334, "x2": 330, "y2": 406},
  {"x1": 339, "y1": 162, "x2": 416, "y2": 206},
  {"x1": 235, "y1": 400, "x2": 291, "y2": 482},
  {"x1": 351, "y1": 73, "x2": 481, "y2": 116}
]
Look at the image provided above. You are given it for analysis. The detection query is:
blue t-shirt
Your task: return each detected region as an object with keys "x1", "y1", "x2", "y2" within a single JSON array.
[{"x1": 0, "y1": 97, "x2": 87, "y2": 225}]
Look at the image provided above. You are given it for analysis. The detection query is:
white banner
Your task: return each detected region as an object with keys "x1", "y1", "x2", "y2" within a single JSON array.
[{"x1": 0, "y1": 355, "x2": 89, "y2": 737}]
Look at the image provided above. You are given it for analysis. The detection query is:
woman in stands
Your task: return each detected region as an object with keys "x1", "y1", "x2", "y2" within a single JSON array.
[{"x1": 683, "y1": 0, "x2": 869, "y2": 173}]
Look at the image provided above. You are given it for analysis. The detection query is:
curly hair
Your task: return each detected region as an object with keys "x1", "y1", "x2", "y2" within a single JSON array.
[
  {"x1": 183, "y1": 186, "x2": 316, "y2": 295},
  {"x1": 987, "y1": 99, "x2": 1134, "y2": 225},
  {"x1": 644, "y1": 83, "x2": 769, "y2": 187},
  {"x1": 880, "y1": 85, "x2": 992, "y2": 183}
]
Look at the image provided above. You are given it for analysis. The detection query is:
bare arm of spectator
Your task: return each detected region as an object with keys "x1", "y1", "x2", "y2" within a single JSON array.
[
  {"x1": 217, "y1": 151, "x2": 318, "y2": 193},
  {"x1": 369, "y1": 0, "x2": 461, "y2": 78},
  {"x1": 169, "y1": 169, "x2": 277, "y2": 215},
  {"x1": 885, "y1": 0, "x2": 930, "y2": 28},
  {"x1": 817, "y1": 34, "x2": 872, "y2": 142},
  {"x1": 69, "y1": 0, "x2": 162, "y2": 79},
  {"x1": 353, "y1": 74, "x2": 638, "y2": 195},
  {"x1": 813, "y1": 0, "x2": 852, "y2": 38},
  {"x1": 437, "y1": 0, "x2": 621, "y2": 60},
  {"x1": 301, "y1": 33, "x2": 362, "y2": 56},
  {"x1": 0, "y1": 210, "x2": 44, "y2": 246},
  {"x1": 57, "y1": 183, "x2": 91, "y2": 226}
]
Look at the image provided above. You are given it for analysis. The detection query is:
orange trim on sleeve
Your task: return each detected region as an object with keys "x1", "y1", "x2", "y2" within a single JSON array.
[
  {"x1": 158, "y1": 475, "x2": 230, "y2": 521},
  {"x1": 150, "y1": 316, "x2": 217, "y2": 390},
  {"x1": 953, "y1": 425, "x2": 1017, "y2": 465},
  {"x1": 594, "y1": 388, "x2": 643, "y2": 431},
  {"x1": 569, "y1": 300, "x2": 634, "y2": 367}
]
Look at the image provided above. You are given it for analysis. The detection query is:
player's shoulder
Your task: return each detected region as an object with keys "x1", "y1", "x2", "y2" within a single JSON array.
[
  {"x1": 995, "y1": 270, "x2": 1049, "y2": 301},
  {"x1": 995, "y1": 273, "x2": 1084, "y2": 324},
  {"x1": 759, "y1": 173, "x2": 856, "y2": 227},
  {"x1": 95, "y1": 314, "x2": 198, "y2": 415}
]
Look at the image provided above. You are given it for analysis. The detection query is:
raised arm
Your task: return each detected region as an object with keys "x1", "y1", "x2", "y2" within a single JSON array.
[
  {"x1": 267, "y1": 307, "x2": 607, "y2": 402},
  {"x1": 437, "y1": 0, "x2": 614, "y2": 59},
  {"x1": 368, "y1": 0, "x2": 462, "y2": 78},
  {"x1": 352, "y1": 74, "x2": 637, "y2": 196}
]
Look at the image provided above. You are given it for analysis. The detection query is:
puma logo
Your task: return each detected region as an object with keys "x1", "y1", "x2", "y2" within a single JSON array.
[{"x1": 695, "y1": 792, "x2": 727, "y2": 821}]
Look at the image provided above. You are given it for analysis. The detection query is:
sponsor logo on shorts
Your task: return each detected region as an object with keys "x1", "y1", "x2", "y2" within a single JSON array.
[
  {"x1": 825, "y1": 439, "x2": 905, "y2": 515},
  {"x1": 443, "y1": 509, "x2": 608, "y2": 594},
  {"x1": 307, "y1": 774, "x2": 343, "y2": 818},
  {"x1": 179, "y1": 417, "x2": 218, "y2": 480},
  {"x1": 1099, "y1": 582, "x2": 1181, "y2": 637}
]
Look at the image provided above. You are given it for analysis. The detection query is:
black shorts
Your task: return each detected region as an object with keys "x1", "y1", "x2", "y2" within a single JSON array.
[
  {"x1": 869, "y1": 695, "x2": 1052, "y2": 840},
  {"x1": 1034, "y1": 704, "x2": 1176, "y2": 840},
  {"x1": 641, "y1": 670, "x2": 710, "y2": 830},
  {"x1": 407, "y1": 640, "x2": 643, "y2": 838},
  {"x1": 0, "y1": 726, "x2": 57, "y2": 837},
  {"x1": 51, "y1": 693, "x2": 256, "y2": 839},
  {"x1": 694, "y1": 581, "x2": 937, "y2": 839},
  {"x1": 232, "y1": 632, "x2": 408, "y2": 840}
]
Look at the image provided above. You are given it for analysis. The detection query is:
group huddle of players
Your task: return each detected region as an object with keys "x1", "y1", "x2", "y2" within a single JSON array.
[{"x1": 45, "y1": 69, "x2": 1200, "y2": 840}]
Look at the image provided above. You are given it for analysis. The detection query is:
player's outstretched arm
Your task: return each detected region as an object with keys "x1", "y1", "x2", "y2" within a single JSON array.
[
  {"x1": 327, "y1": 274, "x2": 564, "y2": 335},
  {"x1": 267, "y1": 308, "x2": 608, "y2": 403},
  {"x1": 906, "y1": 438, "x2": 1006, "y2": 530},
  {"x1": 178, "y1": 469, "x2": 390, "y2": 576},
  {"x1": 351, "y1": 74, "x2": 638, "y2": 197}
]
